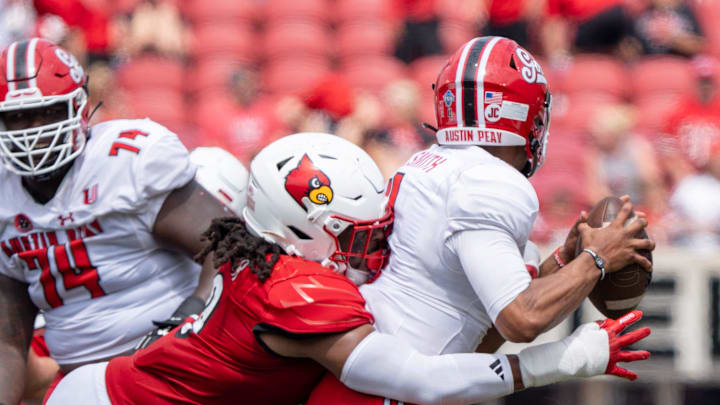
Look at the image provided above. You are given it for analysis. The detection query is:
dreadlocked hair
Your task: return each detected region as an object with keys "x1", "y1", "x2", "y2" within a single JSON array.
[{"x1": 194, "y1": 217, "x2": 282, "y2": 282}]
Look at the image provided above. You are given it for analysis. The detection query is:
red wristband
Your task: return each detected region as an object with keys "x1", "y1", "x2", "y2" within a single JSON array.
[{"x1": 553, "y1": 246, "x2": 566, "y2": 268}]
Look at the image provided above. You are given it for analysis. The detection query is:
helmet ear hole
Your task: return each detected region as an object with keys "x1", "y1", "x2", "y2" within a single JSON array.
[{"x1": 509, "y1": 55, "x2": 518, "y2": 70}]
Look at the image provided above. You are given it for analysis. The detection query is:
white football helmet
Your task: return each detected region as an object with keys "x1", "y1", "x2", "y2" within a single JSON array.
[
  {"x1": 244, "y1": 132, "x2": 392, "y2": 284},
  {"x1": 190, "y1": 147, "x2": 248, "y2": 216}
]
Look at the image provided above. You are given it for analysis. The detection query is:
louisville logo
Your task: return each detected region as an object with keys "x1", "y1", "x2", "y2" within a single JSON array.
[{"x1": 284, "y1": 154, "x2": 333, "y2": 211}]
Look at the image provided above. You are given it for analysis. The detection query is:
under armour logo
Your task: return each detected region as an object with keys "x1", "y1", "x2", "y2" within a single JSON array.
[
  {"x1": 58, "y1": 213, "x2": 75, "y2": 226},
  {"x1": 490, "y1": 359, "x2": 505, "y2": 381}
]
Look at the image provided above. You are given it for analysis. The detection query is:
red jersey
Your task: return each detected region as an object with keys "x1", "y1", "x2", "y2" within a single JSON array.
[
  {"x1": 307, "y1": 372, "x2": 418, "y2": 405},
  {"x1": 105, "y1": 255, "x2": 373, "y2": 405}
]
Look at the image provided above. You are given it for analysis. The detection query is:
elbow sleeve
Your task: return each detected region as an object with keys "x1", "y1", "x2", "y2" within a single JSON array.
[{"x1": 340, "y1": 332, "x2": 515, "y2": 405}]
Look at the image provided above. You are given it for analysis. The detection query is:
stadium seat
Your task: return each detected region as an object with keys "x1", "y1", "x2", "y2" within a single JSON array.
[
  {"x1": 551, "y1": 93, "x2": 621, "y2": 133},
  {"x1": 634, "y1": 94, "x2": 681, "y2": 133},
  {"x1": 262, "y1": 21, "x2": 331, "y2": 61},
  {"x1": 184, "y1": 0, "x2": 257, "y2": 24},
  {"x1": 190, "y1": 23, "x2": 257, "y2": 64},
  {"x1": 629, "y1": 56, "x2": 695, "y2": 98},
  {"x1": 334, "y1": 0, "x2": 391, "y2": 24},
  {"x1": 335, "y1": 20, "x2": 396, "y2": 61},
  {"x1": 340, "y1": 56, "x2": 408, "y2": 94},
  {"x1": 438, "y1": 21, "x2": 478, "y2": 55},
  {"x1": 116, "y1": 56, "x2": 184, "y2": 93},
  {"x1": 126, "y1": 89, "x2": 186, "y2": 129},
  {"x1": 262, "y1": 0, "x2": 329, "y2": 24},
  {"x1": 262, "y1": 57, "x2": 332, "y2": 95},
  {"x1": 561, "y1": 54, "x2": 629, "y2": 99}
]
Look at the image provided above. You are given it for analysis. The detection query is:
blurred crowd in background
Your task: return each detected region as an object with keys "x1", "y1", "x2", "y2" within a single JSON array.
[{"x1": 3, "y1": 0, "x2": 720, "y2": 250}]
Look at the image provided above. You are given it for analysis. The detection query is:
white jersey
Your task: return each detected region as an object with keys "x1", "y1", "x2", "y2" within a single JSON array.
[
  {"x1": 361, "y1": 144, "x2": 538, "y2": 355},
  {"x1": 0, "y1": 119, "x2": 199, "y2": 365}
]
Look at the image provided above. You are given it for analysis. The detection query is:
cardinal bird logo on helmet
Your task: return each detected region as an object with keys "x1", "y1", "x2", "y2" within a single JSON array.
[{"x1": 284, "y1": 154, "x2": 333, "y2": 211}]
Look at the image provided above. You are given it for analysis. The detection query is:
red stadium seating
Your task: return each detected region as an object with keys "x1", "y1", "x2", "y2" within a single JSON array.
[
  {"x1": 184, "y1": 0, "x2": 257, "y2": 24},
  {"x1": 634, "y1": 94, "x2": 681, "y2": 133},
  {"x1": 561, "y1": 54, "x2": 629, "y2": 99},
  {"x1": 262, "y1": 0, "x2": 329, "y2": 24},
  {"x1": 335, "y1": 20, "x2": 396, "y2": 61},
  {"x1": 116, "y1": 56, "x2": 184, "y2": 92},
  {"x1": 340, "y1": 56, "x2": 408, "y2": 94},
  {"x1": 438, "y1": 21, "x2": 478, "y2": 56},
  {"x1": 126, "y1": 89, "x2": 186, "y2": 128},
  {"x1": 334, "y1": 0, "x2": 391, "y2": 24},
  {"x1": 629, "y1": 56, "x2": 695, "y2": 99},
  {"x1": 551, "y1": 93, "x2": 621, "y2": 133},
  {"x1": 190, "y1": 23, "x2": 257, "y2": 64},
  {"x1": 263, "y1": 57, "x2": 332, "y2": 95},
  {"x1": 187, "y1": 59, "x2": 248, "y2": 96},
  {"x1": 262, "y1": 21, "x2": 331, "y2": 61}
]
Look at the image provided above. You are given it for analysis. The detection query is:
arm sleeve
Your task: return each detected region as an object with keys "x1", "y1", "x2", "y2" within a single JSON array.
[
  {"x1": 130, "y1": 128, "x2": 196, "y2": 229},
  {"x1": 340, "y1": 331, "x2": 514, "y2": 405},
  {"x1": 449, "y1": 229, "x2": 531, "y2": 322}
]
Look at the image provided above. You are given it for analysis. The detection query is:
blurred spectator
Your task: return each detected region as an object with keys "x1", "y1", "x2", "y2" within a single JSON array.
[
  {"x1": 197, "y1": 65, "x2": 286, "y2": 165},
  {"x1": 484, "y1": 0, "x2": 544, "y2": 49},
  {"x1": 584, "y1": 104, "x2": 666, "y2": 215},
  {"x1": 541, "y1": 0, "x2": 634, "y2": 62},
  {"x1": 0, "y1": 0, "x2": 36, "y2": 47},
  {"x1": 115, "y1": 0, "x2": 188, "y2": 58},
  {"x1": 33, "y1": 0, "x2": 112, "y2": 62},
  {"x1": 666, "y1": 141, "x2": 720, "y2": 250},
  {"x1": 659, "y1": 56, "x2": 720, "y2": 185},
  {"x1": 631, "y1": 0, "x2": 705, "y2": 57},
  {"x1": 392, "y1": 0, "x2": 444, "y2": 63}
]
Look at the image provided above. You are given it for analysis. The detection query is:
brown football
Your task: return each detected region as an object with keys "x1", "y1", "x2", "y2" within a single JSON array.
[{"x1": 575, "y1": 196, "x2": 653, "y2": 319}]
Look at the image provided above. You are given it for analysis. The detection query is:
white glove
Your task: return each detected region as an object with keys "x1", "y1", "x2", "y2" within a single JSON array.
[{"x1": 517, "y1": 310, "x2": 651, "y2": 388}]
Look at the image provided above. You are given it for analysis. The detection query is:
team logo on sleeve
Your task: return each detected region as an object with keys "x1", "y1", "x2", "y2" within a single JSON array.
[
  {"x1": 14, "y1": 214, "x2": 33, "y2": 233},
  {"x1": 284, "y1": 154, "x2": 333, "y2": 211}
]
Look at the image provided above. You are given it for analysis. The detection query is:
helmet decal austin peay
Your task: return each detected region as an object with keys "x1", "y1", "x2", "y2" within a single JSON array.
[
  {"x1": 243, "y1": 133, "x2": 393, "y2": 285},
  {"x1": 0, "y1": 38, "x2": 89, "y2": 177},
  {"x1": 434, "y1": 36, "x2": 552, "y2": 177}
]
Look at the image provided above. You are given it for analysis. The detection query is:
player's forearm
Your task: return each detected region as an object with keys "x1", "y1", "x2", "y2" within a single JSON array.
[
  {"x1": 341, "y1": 332, "x2": 518, "y2": 405},
  {"x1": 0, "y1": 347, "x2": 29, "y2": 404},
  {"x1": 499, "y1": 253, "x2": 599, "y2": 340}
]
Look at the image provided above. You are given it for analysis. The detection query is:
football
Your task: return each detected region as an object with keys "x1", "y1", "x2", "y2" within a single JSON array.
[{"x1": 576, "y1": 196, "x2": 653, "y2": 319}]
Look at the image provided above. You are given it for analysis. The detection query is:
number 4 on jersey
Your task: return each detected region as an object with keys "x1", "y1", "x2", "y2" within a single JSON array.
[{"x1": 109, "y1": 130, "x2": 148, "y2": 156}]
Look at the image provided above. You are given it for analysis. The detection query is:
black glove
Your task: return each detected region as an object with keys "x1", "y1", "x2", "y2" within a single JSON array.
[{"x1": 135, "y1": 295, "x2": 206, "y2": 350}]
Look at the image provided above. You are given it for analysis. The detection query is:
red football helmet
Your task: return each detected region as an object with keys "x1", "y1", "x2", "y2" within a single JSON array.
[
  {"x1": 0, "y1": 38, "x2": 89, "y2": 177},
  {"x1": 433, "y1": 36, "x2": 551, "y2": 177}
]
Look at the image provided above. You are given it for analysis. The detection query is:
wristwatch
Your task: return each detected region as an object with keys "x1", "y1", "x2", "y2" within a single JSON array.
[{"x1": 582, "y1": 248, "x2": 606, "y2": 280}]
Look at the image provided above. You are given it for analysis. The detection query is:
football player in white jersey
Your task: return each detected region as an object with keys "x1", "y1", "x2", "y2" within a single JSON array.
[
  {"x1": 307, "y1": 36, "x2": 655, "y2": 403},
  {"x1": 0, "y1": 39, "x2": 231, "y2": 405}
]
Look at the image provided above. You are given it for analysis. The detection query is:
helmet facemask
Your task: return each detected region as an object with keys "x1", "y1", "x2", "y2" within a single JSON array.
[
  {"x1": 0, "y1": 87, "x2": 88, "y2": 178},
  {"x1": 522, "y1": 91, "x2": 552, "y2": 178},
  {"x1": 324, "y1": 207, "x2": 393, "y2": 285}
]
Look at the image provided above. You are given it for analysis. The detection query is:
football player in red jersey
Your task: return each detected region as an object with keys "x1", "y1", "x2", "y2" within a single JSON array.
[
  {"x1": 48, "y1": 133, "x2": 650, "y2": 405},
  {"x1": 0, "y1": 39, "x2": 231, "y2": 405}
]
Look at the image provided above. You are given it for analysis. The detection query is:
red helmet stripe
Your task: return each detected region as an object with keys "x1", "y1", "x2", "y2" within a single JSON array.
[
  {"x1": 474, "y1": 36, "x2": 502, "y2": 128},
  {"x1": 6, "y1": 41, "x2": 17, "y2": 91},
  {"x1": 461, "y1": 37, "x2": 491, "y2": 127},
  {"x1": 13, "y1": 39, "x2": 30, "y2": 90},
  {"x1": 26, "y1": 38, "x2": 39, "y2": 89},
  {"x1": 454, "y1": 38, "x2": 479, "y2": 127}
]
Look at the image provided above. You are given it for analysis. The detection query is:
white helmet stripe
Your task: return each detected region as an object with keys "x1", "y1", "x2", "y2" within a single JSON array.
[
  {"x1": 6, "y1": 41, "x2": 16, "y2": 92},
  {"x1": 454, "y1": 38, "x2": 479, "y2": 127},
  {"x1": 475, "y1": 36, "x2": 502, "y2": 128},
  {"x1": 26, "y1": 38, "x2": 39, "y2": 89}
]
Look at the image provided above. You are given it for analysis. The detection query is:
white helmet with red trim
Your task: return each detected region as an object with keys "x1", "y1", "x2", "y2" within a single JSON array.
[
  {"x1": 0, "y1": 38, "x2": 89, "y2": 177},
  {"x1": 190, "y1": 146, "x2": 249, "y2": 216},
  {"x1": 434, "y1": 36, "x2": 551, "y2": 177},
  {"x1": 244, "y1": 132, "x2": 392, "y2": 284}
]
